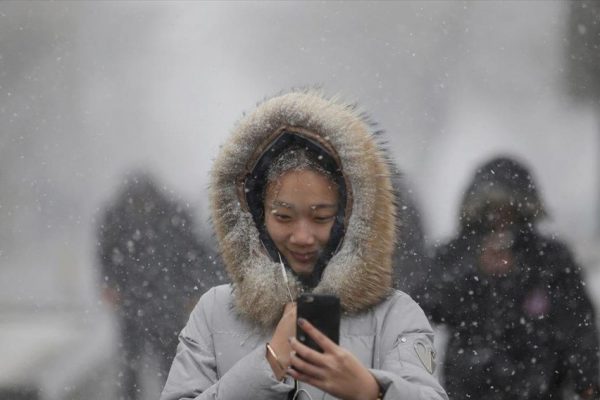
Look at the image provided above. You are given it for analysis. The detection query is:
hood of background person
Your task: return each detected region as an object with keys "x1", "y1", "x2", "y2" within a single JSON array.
[
  {"x1": 210, "y1": 90, "x2": 397, "y2": 329},
  {"x1": 459, "y1": 156, "x2": 547, "y2": 232},
  {"x1": 116, "y1": 171, "x2": 166, "y2": 218}
]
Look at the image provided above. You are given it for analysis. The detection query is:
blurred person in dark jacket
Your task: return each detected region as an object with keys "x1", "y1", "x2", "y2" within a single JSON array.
[
  {"x1": 390, "y1": 169, "x2": 431, "y2": 301},
  {"x1": 97, "y1": 171, "x2": 207, "y2": 400},
  {"x1": 418, "y1": 156, "x2": 600, "y2": 400}
]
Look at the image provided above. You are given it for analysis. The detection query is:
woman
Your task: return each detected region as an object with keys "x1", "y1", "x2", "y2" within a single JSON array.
[{"x1": 160, "y1": 90, "x2": 447, "y2": 400}]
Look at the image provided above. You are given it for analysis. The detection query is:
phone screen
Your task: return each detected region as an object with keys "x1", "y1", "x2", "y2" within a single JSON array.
[{"x1": 296, "y1": 294, "x2": 340, "y2": 352}]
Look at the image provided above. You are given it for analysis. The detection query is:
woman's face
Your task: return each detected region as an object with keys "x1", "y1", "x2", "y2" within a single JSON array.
[{"x1": 264, "y1": 169, "x2": 339, "y2": 277}]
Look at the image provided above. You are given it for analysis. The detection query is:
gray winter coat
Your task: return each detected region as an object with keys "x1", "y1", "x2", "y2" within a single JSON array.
[
  {"x1": 161, "y1": 284, "x2": 446, "y2": 400},
  {"x1": 161, "y1": 90, "x2": 448, "y2": 400}
]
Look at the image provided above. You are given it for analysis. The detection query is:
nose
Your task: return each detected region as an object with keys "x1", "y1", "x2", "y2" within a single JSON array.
[{"x1": 290, "y1": 219, "x2": 315, "y2": 246}]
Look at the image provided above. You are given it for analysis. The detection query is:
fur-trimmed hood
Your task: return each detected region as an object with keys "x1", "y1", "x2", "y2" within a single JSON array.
[{"x1": 210, "y1": 90, "x2": 397, "y2": 329}]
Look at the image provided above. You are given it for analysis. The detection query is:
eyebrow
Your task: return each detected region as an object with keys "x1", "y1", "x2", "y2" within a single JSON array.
[
  {"x1": 271, "y1": 200, "x2": 293, "y2": 209},
  {"x1": 270, "y1": 200, "x2": 337, "y2": 210},
  {"x1": 310, "y1": 204, "x2": 338, "y2": 211}
]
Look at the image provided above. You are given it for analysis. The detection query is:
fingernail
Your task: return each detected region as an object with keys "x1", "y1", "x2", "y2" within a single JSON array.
[
  {"x1": 297, "y1": 318, "x2": 306, "y2": 326},
  {"x1": 288, "y1": 336, "x2": 294, "y2": 343}
]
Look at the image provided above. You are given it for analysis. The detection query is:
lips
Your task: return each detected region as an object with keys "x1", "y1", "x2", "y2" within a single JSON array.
[{"x1": 289, "y1": 251, "x2": 317, "y2": 263}]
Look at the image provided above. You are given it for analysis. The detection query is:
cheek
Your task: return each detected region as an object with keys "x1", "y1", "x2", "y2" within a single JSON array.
[{"x1": 316, "y1": 222, "x2": 335, "y2": 243}]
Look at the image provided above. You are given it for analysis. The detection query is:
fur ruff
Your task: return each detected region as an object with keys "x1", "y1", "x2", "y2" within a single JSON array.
[{"x1": 210, "y1": 90, "x2": 397, "y2": 329}]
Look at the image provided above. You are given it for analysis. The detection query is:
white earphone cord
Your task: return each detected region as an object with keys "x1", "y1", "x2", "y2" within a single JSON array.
[
  {"x1": 278, "y1": 254, "x2": 312, "y2": 400},
  {"x1": 292, "y1": 388, "x2": 313, "y2": 400},
  {"x1": 278, "y1": 253, "x2": 295, "y2": 303}
]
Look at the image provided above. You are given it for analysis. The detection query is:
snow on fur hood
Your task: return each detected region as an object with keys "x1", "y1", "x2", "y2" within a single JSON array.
[{"x1": 210, "y1": 90, "x2": 397, "y2": 329}]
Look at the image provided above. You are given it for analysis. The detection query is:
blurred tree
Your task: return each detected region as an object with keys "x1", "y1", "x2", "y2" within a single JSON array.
[{"x1": 566, "y1": 0, "x2": 600, "y2": 236}]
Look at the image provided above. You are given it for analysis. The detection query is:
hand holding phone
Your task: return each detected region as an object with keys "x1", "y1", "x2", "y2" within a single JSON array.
[
  {"x1": 296, "y1": 293, "x2": 340, "y2": 352},
  {"x1": 290, "y1": 296, "x2": 380, "y2": 399}
]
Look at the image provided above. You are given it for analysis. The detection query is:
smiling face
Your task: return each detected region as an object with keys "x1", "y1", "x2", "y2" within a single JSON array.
[{"x1": 264, "y1": 169, "x2": 339, "y2": 277}]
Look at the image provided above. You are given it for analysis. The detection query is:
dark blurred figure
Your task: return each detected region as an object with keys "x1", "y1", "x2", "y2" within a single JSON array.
[
  {"x1": 390, "y1": 168, "x2": 431, "y2": 299},
  {"x1": 97, "y1": 172, "x2": 207, "y2": 400},
  {"x1": 418, "y1": 156, "x2": 600, "y2": 400}
]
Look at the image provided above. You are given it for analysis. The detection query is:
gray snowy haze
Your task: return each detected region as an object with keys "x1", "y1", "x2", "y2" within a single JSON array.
[{"x1": 0, "y1": 1, "x2": 599, "y2": 399}]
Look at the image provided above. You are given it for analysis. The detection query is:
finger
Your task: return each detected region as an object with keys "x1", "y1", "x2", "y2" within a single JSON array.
[
  {"x1": 287, "y1": 368, "x2": 317, "y2": 386},
  {"x1": 289, "y1": 336, "x2": 327, "y2": 366},
  {"x1": 284, "y1": 302, "x2": 297, "y2": 313},
  {"x1": 287, "y1": 364, "x2": 341, "y2": 397},
  {"x1": 283, "y1": 302, "x2": 297, "y2": 319},
  {"x1": 287, "y1": 368, "x2": 325, "y2": 390},
  {"x1": 289, "y1": 350, "x2": 326, "y2": 380},
  {"x1": 297, "y1": 318, "x2": 337, "y2": 353}
]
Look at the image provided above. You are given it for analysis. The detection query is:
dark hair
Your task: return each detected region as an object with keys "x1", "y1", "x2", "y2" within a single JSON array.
[{"x1": 265, "y1": 146, "x2": 338, "y2": 198}]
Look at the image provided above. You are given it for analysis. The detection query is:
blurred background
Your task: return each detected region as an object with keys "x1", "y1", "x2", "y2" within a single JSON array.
[{"x1": 1, "y1": 1, "x2": 599, "y2": 399}]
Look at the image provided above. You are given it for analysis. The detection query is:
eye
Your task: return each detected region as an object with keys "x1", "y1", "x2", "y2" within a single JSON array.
[
  {"x1": 314, "y1": 215, "x2": 335, "y2": 223},
  {"x1": 273, "y1": 213, "x2": 292, "y2": 222}
]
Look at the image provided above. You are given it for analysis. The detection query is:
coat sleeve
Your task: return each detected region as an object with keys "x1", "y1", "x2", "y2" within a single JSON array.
[
  {"x1": 160, "y1": 287, "x2": 294, "y2": 400},
  {"x1": 550, "y1": 243, "x2": 600, "y2": 395},
  {"x1": 369, "y1": 293, "x2": 448, "y2": 400}
]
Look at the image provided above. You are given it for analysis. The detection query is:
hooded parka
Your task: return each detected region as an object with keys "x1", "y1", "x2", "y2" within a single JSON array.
[
  {"x1": 418, "y1": 157, "x2": 600, "y2": 400},
  {"x1": 161, "y1": 90, "x2": 448, "y2": 400}
]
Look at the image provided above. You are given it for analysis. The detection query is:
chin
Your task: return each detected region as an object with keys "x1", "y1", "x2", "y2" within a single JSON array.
[{"x1": 292, "y1": 265, "x2": 315, "y2": 277}]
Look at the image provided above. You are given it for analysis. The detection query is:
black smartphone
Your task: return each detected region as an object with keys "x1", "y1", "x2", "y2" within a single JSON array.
[{"x1": 296, "y1": 293, "x2": 340, "y2": 352}]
